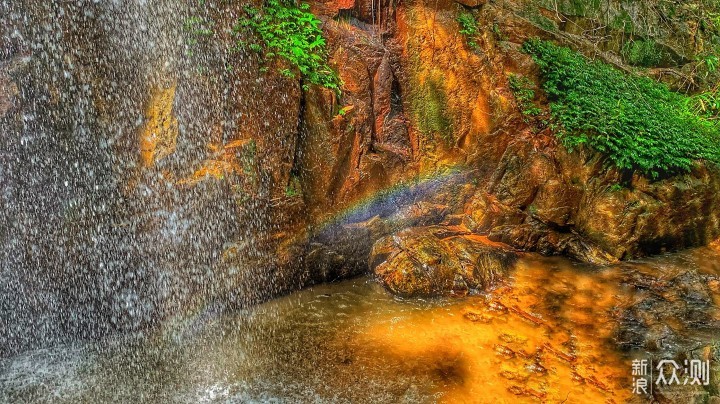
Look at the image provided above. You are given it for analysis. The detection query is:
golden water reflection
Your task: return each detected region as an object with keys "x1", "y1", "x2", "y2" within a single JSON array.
[{"x1": 342, "y1": 256, "x2": 634, "y2": 403}]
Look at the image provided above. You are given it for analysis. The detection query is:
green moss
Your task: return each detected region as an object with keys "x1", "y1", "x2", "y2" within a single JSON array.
[
  {"x1": 491, "y1": 22, "x2": 508, "y2": 41},
  {"x1": 411, "y1": 76, "x2": 453, "y2": 144},
  {"x1": 522, "y1": 39, "x2": 720, "y2": 178},
  {"x1": 536, "y1": 0, "x2": 601, "y2": 17},
  {"x1": 285, "y1": 174, "x2": 302, "y2": 197},
  {"x1": 565, "y1": 0, "x2": 601, "y2": 16},
  {"x1": 531, "y1": 14, "x2": 557, "y2": 32},
  {"x1": 620, "y1": 39, "x2": 665, "y2": 67},
  {"x1": 520, "y1": 4, "x2": 557, "y2": 32},
  {"x1": 240, "y1": 139, "x2": 257, "y2": 176}
]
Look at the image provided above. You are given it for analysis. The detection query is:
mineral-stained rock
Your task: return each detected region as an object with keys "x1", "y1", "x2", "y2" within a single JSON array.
[
  {"x1": 574, "y1": 165, "x2": 720, "y2": 259},
  {"x1": 531, "y1": 178, "x2": 579, "y2": 226},
  {"x1": 300, "y1": 0, "x2": 720, "y2": 272},
  {"x1": 139, "y1": 83, "x2": 178, "y2": 167},
  {"x1": 370, "y1": 226, "x2": 517, "y2": 297},
  {"x1": 464, "y1": 192, "x2": 526, "y2": 233},
  {"x1": 488, "y1": 218, "x2": 617, "y2": 266}
]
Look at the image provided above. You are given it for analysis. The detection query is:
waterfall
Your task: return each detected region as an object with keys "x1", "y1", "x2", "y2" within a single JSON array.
[{"x1": 0, "y1": 0, "x2": 288, "y2": 357}]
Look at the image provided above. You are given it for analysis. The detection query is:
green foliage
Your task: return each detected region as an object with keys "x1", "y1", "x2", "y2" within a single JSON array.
[
  {"x1": 608, "y1": 183, "x2": 624, "y2": 192},
  {"x1": 508, "y1": 74, "x2": 542, "y2": 119},
  {"x1": 337, "y1": 106, "x2": 350, "y2": 116},
  {"x1": 457, "y1": 11, "x2": 479, "y2": 48},
  {"x1": 620, "y1": 39, "x2": 664, "y2": 67},
  {"x1": 705, "y1": 54, "x2": 719, "y2": 73},
  {"x1": 522, "y1": 39, "x2": 720, "y2": 178},
  {"x1": 235, "y1": 0, "x2": 341, "y2": 92},
  {"x1": 696, "y1": 51, "x2": 720, "y2": 89}
]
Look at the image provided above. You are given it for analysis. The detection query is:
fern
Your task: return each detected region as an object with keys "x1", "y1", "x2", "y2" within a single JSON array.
[
  {"x1": 522, "y1": 39, "x2": 720, "y2": 178},
  {"x1": 235, "y1": 0, "x2": 341, "y2": 92}
]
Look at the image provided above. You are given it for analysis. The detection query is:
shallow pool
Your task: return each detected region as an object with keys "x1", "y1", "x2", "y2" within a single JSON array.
[{"x1": 2, "y1": 248, "x2": 720, "y2": 403}]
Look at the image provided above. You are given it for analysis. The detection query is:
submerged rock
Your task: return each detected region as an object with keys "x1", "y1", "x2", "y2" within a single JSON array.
[{"x1": 370, "y1": 226, "x2": 517, "y2": 297}]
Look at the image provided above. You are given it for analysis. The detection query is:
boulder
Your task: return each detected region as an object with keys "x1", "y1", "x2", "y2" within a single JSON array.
[
  {"x1": 305, "y1": 215, "x2": 387, "y2": 283},
  {"x1": 370, "y1": 226, "x2": 517, "y2": 297}
]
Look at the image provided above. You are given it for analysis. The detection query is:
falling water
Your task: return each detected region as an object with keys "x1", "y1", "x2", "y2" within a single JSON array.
[{"x1": 0, "y1": 0, "x2": 292, "y2": 356}]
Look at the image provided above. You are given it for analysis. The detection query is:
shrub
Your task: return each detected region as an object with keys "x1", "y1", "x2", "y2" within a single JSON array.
[
  {"x1": 508, "y1": 74, "x2": 542, "y2": 119},
  {"x1": 235, "y1": 0, "x2": 341, "y2": 92},
  {"x1": 457, "y1": 11, "x2": 479, "y2": 48},
  {"x1": 522, "y1": 39, "x2": 720, "y2": 178}
]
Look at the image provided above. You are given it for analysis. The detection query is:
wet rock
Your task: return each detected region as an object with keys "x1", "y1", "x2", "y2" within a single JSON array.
[
  {"x1": 393, "y1": 201, "x2": 451, "y2": 229},
  {"x1": 489, "y1": 141, "x2": 553, "y2": 208},
  {"x1": 139, "y1": 84, "x2": 178, "y2": 167},
  {"x1": 531, "y1": 178, "x2": 579, "y2": 226},
  {"x1": 297, "y1": 21, "x2": 412, "y2": 219},
  {"x1": 306, "y1": 216, "x2": 387, "y2": 283},
  {"x1": 464, "y1": 192, "x2": 526, "y2": 233},
  {"x1": 614, "y1": 265, "x2": 720, "y2": 355},
  {"x1": 370, "y1": 226, "x2": 517, "y2": 297},
  {"x1": 336, "y1": 0, "x2": 355, "y2": 11},
  {"x1": 574, "y1": 165, "x2": 720, "y2": 259},
  {"x1": 303, "y1": 0, "x2": 720, "y2": 269},
  {"x1": 469, "y1": 132, "x2": 720, "y2": 263},
  {"x1": 488, "y1": 218, "x2": 617, "y2": 265}
]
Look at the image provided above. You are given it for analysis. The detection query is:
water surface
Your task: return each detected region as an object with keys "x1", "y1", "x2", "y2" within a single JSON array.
[{"x1": 2, "y1": 248, "x2": 720, "y2": 403}]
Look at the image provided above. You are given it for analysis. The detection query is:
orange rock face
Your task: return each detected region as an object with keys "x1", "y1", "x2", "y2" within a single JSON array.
[{"x1": 297, "y1": 0, "x2": 720, "y2": 287}]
